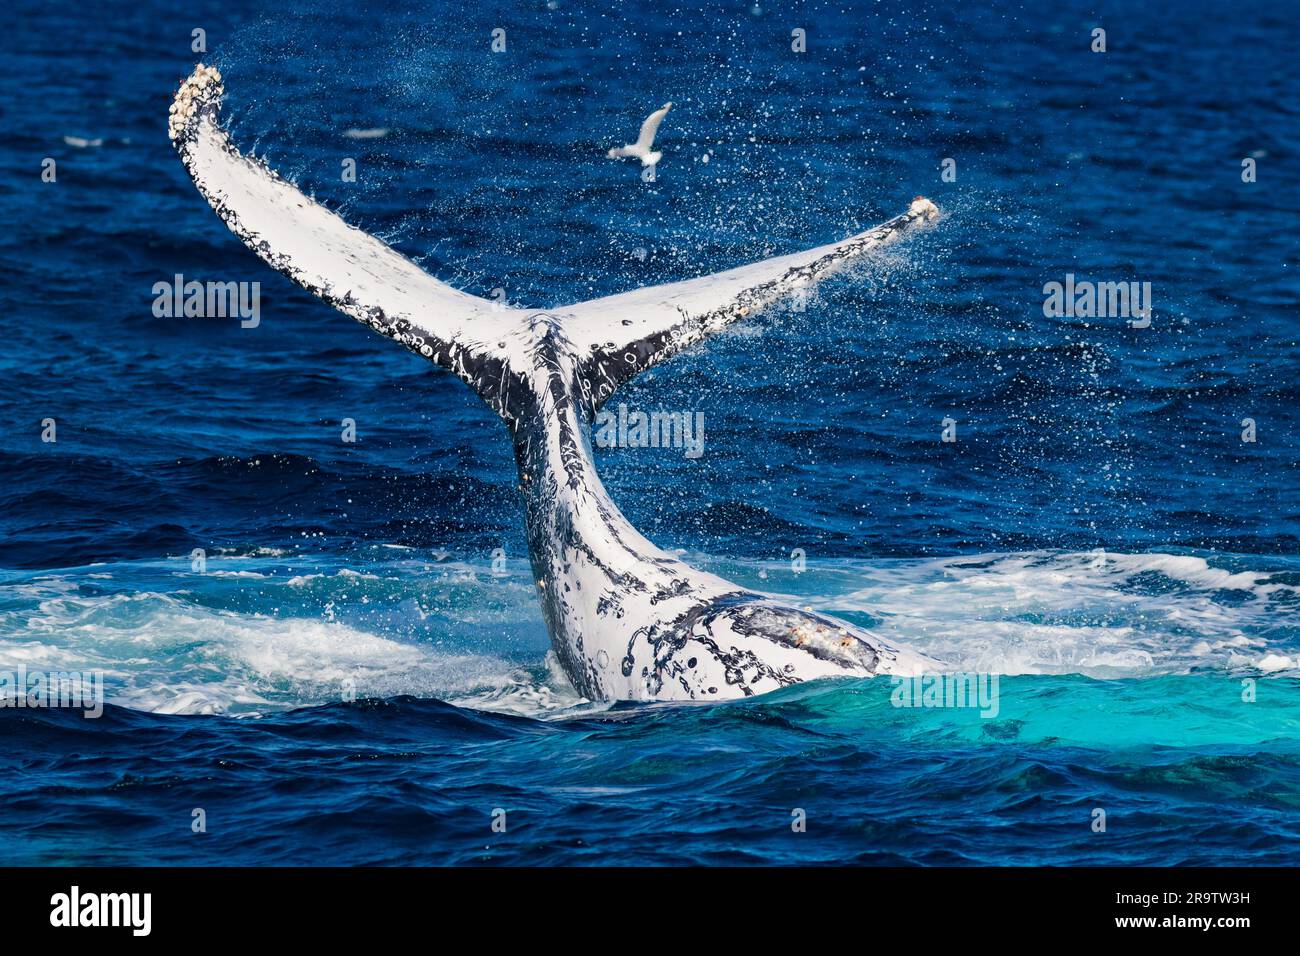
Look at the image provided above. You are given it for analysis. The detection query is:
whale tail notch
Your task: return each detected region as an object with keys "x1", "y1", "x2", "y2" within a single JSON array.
[{"x1": 171, "y1": 65, "x2": 939, "y2": 423}]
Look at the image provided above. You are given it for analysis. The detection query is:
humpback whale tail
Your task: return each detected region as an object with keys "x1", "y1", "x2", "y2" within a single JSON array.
[
  {"x1": 170, "y1": 65, "x2": 938, "y2": 423},
  {"x1": 171, "y1": 64, "x2": 942, "y2": 701}
]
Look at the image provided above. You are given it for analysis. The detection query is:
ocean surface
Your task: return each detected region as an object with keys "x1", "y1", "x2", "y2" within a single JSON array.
[{"x1": 2, "y1": 0, "x2": 1297, "y2": 865}]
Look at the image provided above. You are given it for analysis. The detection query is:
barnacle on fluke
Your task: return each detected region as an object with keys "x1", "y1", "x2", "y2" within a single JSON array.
[{"x1": 168, "y1": 63, "x2": 222, "y2": 142}]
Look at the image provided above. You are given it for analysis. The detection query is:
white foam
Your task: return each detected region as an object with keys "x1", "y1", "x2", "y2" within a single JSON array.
[
  {"x1": 1258, "y1": 653, "x2": 1294, "y2": 673},
  {"x1": 0, "y1": 579, "x2": 560, "y2": 717},
  {"x1": 759, "y1": 550, "x2": 1298, "y2": 677},
  {"x1": 1, "y1": 550, "x2": 1293, "y2": 719}
]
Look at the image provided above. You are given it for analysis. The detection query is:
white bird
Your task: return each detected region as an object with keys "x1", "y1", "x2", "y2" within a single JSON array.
[{"x1": 606, "y1": 102, "x2": 672, "y2": 167}]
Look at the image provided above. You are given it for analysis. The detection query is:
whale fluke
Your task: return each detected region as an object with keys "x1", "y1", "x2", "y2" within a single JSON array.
[
  {"x1": 169, "y1": 64, "x2": 524, "y2": 418},
  {"x1": 567, "y1": 196, "x2": 940, "y2": 407},
  {"x1": 171, "y1": 65, "x2": 942, "y2": 701}
]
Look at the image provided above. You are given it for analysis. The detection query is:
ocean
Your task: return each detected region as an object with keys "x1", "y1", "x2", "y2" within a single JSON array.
[{"x1": 1, "y1": 0, "x2": 1297, "y2": 865}]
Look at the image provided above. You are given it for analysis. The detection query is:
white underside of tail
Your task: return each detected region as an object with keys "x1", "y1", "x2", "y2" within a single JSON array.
[{"x1": 171, "y1": 64, "x2": 942, "y2": 701}]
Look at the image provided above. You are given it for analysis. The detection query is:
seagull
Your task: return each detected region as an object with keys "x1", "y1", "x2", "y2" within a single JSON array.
[{"x1": 606, "y1": 102, "x2": 672, "y2": 167}]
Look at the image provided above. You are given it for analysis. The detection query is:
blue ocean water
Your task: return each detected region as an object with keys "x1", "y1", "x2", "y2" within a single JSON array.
[{"x1": 1, "y1": 0, "x2": 1298, "y2": 865}]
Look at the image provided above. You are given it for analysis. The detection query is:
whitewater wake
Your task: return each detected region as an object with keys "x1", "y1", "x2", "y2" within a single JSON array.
[{"x1": 1, "y1": 549, "x2": 1295, "y2": 718}]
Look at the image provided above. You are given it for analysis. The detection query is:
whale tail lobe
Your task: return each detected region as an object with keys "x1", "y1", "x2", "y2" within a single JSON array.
[{"x1": 171, "y1": 65, "x2": 939, "y2": 423}]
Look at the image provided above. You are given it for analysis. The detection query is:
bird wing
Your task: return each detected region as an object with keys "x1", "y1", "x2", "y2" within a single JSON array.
[{"x1": 635, "y1": 102, "x2": 672, "y2": 150}]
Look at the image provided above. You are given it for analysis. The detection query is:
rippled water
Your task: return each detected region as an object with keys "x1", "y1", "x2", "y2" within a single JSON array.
[{"x1": 2, "y1": 0, "x2": 1297, "y2": 864}]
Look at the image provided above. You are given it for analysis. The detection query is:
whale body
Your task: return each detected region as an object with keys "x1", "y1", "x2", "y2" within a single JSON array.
[{"x1": 170, "y1": 65, "x2": 941, "y2": 701}]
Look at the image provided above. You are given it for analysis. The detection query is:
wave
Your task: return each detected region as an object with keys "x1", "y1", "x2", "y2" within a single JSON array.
[
  {"x1": 0, "y1": 549, "x2": 1295, "y2": 721},
  {"x1": 5, "y1": 672, "x2": 1299, "y2": 865}
]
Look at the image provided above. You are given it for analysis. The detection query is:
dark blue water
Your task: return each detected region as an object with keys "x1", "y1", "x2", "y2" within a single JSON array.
[{"x1": 2, "y1": 0, "x2": 1297, "y2": 865}]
